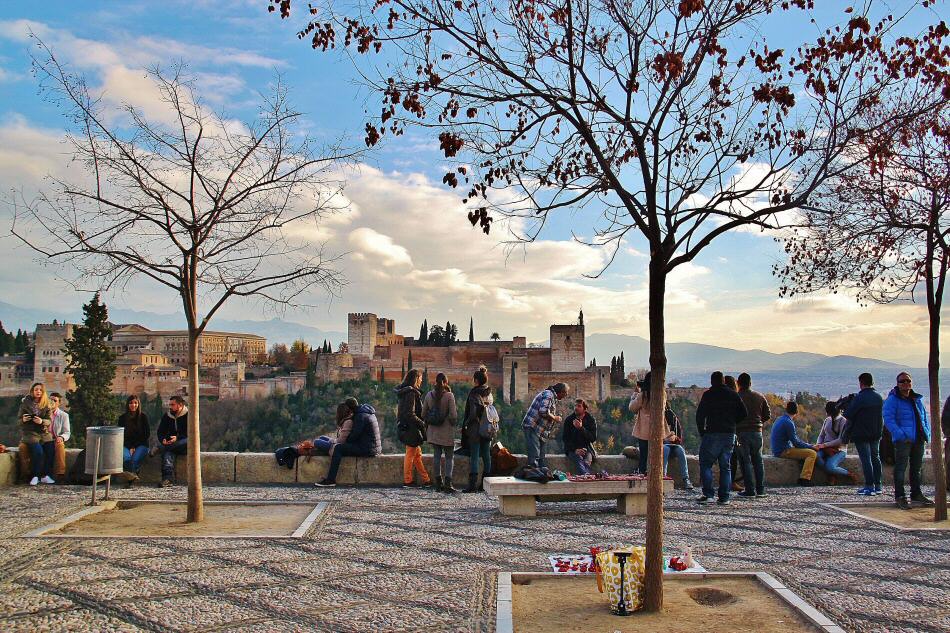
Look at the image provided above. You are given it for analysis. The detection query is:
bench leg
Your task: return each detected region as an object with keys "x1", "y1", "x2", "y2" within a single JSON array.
[
  {"x1": 499, "y1": 495, "x2": 536, "y2": 517},
  {"x1": 617, "y1": 494, "x2": 647, "y2": 516}
]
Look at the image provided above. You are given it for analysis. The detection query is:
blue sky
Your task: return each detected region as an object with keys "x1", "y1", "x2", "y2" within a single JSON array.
[{"x1": 0, "y1": 1, "x2": 942, "y2": 364}]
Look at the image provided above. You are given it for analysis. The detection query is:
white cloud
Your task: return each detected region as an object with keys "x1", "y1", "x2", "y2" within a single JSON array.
[{"x1": 348, "y1": 227, "x2": 413, "y2": 268}]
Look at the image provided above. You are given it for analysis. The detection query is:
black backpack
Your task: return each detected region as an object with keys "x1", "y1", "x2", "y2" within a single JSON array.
[{"x1": 274, "y1": 446, "x2": 299, "y2": 469}]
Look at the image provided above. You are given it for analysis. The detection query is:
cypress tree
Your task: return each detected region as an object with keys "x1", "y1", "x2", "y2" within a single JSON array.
[
  {"x1": 469, "y1": 317, "x2": 474, "y2": 342},
  {"x1": 421, "y1": 366, "x2": 429, "y2": 391},
  {"x1": 407, "y1": 349, "x2": 413, "y2": 372},
  {"x1": 619, "y1": 351, "x2": 625, "y2": 381},
  {"x1": 445, "y1": 320, "x2": 452, "y2": 345},
  {"x1": 422, "y1": 319, "x2": 429, "y2": 345},
  {"x1": 419, "y1": 321, "x2": 426, "y2": 344},
  {"x1": 610, "y1": 356, "x2": 617, "y2": 384},
  {"x1": 401, "y1": 358, "x2": 405, "y2": 377},
  {"x1": 63, "y1": 293, "x2": 117, "y2": 441},
  {"x1": 0, "y1": 322, "x2": 8, "y2": 355},
  {"x1": 509, "y1": 363, "x2": 516, "y2": 403}
]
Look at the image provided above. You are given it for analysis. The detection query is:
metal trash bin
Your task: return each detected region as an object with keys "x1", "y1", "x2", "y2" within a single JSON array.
[
  {"x1": 85, "y1": 426, "x2": 124, "y2": 505},
  {"x1": 85, "y1": 426, "x2": 125, "y2": 475}
]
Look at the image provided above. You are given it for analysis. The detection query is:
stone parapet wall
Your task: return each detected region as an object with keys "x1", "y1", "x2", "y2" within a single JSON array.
[{"x1": 1, "y1": 448, "x2": 940, "y2": 489}]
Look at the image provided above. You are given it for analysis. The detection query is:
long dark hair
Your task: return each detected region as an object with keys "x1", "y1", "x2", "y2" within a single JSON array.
[
  {"x1": 399, "y1": 368, "x2": 422, "y2": 389},
  {"x1": 639, "y1": 371, "x2": 652, "y2": 402},
  {"x1": 434, "y1": 372, "x2": 449, "y2": 396},
  {"x1": 473, "y1": 365, "x2": 488, "y2": 387},
  {"x1": 124, "y1": 394, "x2": 142, "y2": 423}
]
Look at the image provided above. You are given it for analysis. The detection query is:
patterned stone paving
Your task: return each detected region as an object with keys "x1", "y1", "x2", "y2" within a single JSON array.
[{"x1": 1, "y1": 483, "x2": 948, "y2": 632}]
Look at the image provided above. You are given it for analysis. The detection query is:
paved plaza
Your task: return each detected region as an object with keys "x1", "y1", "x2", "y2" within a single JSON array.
[{"x1": 1, "y1": 483, "x2": 948, "y2": 632}]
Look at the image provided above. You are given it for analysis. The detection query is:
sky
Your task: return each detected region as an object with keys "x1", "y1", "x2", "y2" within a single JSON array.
[{"x1": 0, "y1": 1, "x2": 944, "y2": 366}]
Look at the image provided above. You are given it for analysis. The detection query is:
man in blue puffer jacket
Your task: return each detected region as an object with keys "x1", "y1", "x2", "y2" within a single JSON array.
[{"x1": 883, "y1": 372, "x2": 933, "y2": 509}]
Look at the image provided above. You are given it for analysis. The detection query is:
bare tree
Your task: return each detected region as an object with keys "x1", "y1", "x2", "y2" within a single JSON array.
[
  {"x1": 271, "y1": 0, "x2": 949, "y2": 608},
  {"x1": 777, "y1": 97, "x2": 950, "y2": 520},
  {"x1": 11, "y1": 43, "x2": 354, "y2": 522}
]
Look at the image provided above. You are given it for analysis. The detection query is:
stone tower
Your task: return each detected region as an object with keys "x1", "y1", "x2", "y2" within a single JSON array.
[
  {"x1": 549, "y1": 324, "x2": 585, "y2": 372},
  {"x1": 347, "y1": 313, "x2": 378, "y2": 358}
]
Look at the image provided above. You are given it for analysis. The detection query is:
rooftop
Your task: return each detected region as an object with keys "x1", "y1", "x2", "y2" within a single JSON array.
[{"x1": 1, "y1": 484, "x2": 947, "y2": 632}]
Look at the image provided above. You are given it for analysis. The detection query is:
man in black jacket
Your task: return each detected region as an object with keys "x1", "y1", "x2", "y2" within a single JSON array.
[
  {"x1": 695, "y1": 372, "x2": 747, "y2": 505},
  {"x1": 562, "y1": 399, "x2": 597, "y2": 475},
  {"x1": 156, "y1": 395, "x2": 188, "y2": 487},
  {"x1": 316, "y1": 398, "x2": 382, "y2": 487},
  {"x1": 844, "y1": 373, "x2": 885, "y2": 495}
]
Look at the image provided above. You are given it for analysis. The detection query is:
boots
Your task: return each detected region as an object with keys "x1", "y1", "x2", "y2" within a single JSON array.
[
  {"x1": 434, "y1": 476, "x2": 444, "y2": 492},
  {"x1": 463, "y1": 473, "x2": 478, "y2": 493},
  {"x1": 477, "y1": 476, "x2": 485, "y2": 492},
  {"x1": 443, "y1": 477, "x2": 457, "y2": 494}
]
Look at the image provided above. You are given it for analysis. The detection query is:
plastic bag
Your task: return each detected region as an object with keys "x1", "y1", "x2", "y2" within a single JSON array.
[{"x1": 595, "y1": 546, "x2": 646, "y2": 614}]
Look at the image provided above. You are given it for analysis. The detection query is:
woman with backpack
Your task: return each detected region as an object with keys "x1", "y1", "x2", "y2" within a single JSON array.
[
  {"x1": 396, "y1": 369, "x2": 432, "y2": 488},
  {"x1": 462, "y1": 365, "x2": 494, "y2": 493},
  {"x1": 422, "y1": 372, "x2": 458, "y2": 493}
]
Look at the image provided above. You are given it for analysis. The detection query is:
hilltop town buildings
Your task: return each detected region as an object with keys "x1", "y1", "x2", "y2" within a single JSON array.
[{"x1": 316, "y1": 312, "x2": 612, "y2": 403}]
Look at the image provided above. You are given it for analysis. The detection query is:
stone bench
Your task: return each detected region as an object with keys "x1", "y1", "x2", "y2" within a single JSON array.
[{"x1": 483, "y1": 475, "x2": 673, "y2": 517}]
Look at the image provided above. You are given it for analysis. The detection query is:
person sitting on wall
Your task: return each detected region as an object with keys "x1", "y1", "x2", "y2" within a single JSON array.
[
  {"x1": 118, "y1": 394, "x2": 150, "y2": 486},
  {"x1": 562, "y1": 398, "x2": 597, "y2": 475},
  {"x1": 770, "y1": 401, "x2": 824, "y2": 487},
  {"x1": 49, "y1": 392, "x2": 71, "y2": 481},
  {"x1": 316, "y1": 397, "x2": 382, "y2": 487},
  {"x1": 663, "y1": 405, "x2": 693, "y2": 490},
  {"x1": 816, "y1": 401, "x2": 854, "y2": 485},
  {"x1": 19, "y1": 382, "x2": 56, "y2": 486},
  {"x1": 157, "y1": 395, "x2": 188, "y2": 488}
]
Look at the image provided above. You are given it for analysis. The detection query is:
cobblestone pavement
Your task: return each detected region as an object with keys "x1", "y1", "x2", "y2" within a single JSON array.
[{"x1": 1, "y1": 483, "x2": 948, "y2": 632}]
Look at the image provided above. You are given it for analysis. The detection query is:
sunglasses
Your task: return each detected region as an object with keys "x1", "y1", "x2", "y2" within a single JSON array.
[{"x1": 897, "y1": 379, "x2": 912, "y2": 384}]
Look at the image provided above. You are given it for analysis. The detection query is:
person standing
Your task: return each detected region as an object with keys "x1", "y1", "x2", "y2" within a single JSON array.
[
  {"x1": 695, "y1": 371, "x2": 747, "y2": 505},
  {"x1": 562, "y1": 399, "x2": 597, "y2": 475},
  {"x1": 628, "y1": 373, "x2": 653, "y2": 474},
  {"x1": 770, "y1": 401, "x2": 824, "y2": 486},
  {"x1": 49, "y1": 392, "x2": 71, "y2": 480},
  {"x1": 462, "y1": 366, "x2": 494, "y2": 493},
  {"x1": 19, "y1": 383, "x2": 55, "y2": 486},
  {"x1": 118, "y1": 395, "x2": 150, "y2": 483},
  {"x1": 844, "y1": 373, "x2": 885, "y2": 496},
  {"x1": 396, "y1": 369, "x2": 431, "y2": 488},
  {"x1": 422, "y1": 373, "x2": 458, "y2": 493},
  {"x1": 817, "y1": 401, "x2": 853, "y2": 484},
  {"x1": 157, "y1": 395, "x2": 188, "y2": 487},
  {"x1": 735, "y1": 373, "x2": 771, "y2": 498},
  {"x1": 942, "y1": 395, "x2": 950, "y2": 490},
  {"x1": 522, "y1": 382, "x2": 568, "y2": 469},
  {"x1": 883, "y1": 372, "x2": 934, "y2": 509},
  {"x1": 317, "y1": 398, "x2": 382, "y2": 487}
]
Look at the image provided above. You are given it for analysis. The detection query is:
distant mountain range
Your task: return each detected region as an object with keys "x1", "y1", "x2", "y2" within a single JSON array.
[
  {"x1": 0, "y1": 300, "x2": 910, "y2": 373},
  {"x1": 584, "y1": 333, "x2": 907, "y2": 374},
  {"x1": 0, "y1": 301, "x2": 345, "y2": 348}
]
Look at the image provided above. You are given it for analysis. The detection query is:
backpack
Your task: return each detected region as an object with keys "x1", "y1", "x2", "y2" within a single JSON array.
[
  {"x1": 425, "y1": 393, "x2": 447, "y2": 427},
  {"x1": 513, "y1": 465, "x2": 555, "y2": 483},
  {"x1": 478, "y1": 403, "x2": 501, "y2": 439},
  {"x1": 68, "y1": 448, "x2": 93, "y2": 485},
  {"x1": 274, "y1": 446, "x2": 299, "y2": 469},
  {"x1": 490, "y1": 442, "x2": 519, "y2": 475}
]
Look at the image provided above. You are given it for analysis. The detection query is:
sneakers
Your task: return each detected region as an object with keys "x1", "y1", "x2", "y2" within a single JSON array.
[
  {"x1": 872, "y1": 486, "x2": 883, "y2": 496},
  {"x1": 40, "y1": 476, "x2": 55, "y2": 484},
  {"x1": 857, "y1": 487, "x2": 874, "y2": 496},
  {"x1": 683, "y1": 481, "x2": 695, "y2": 491},
  {"x1": 160, "y1": 479, "x2": 173, "y2": 488},
  {"x1": 315, "y1": 479, "x2": 336, "y2": 487},
  {"x1": 737, "y1": 491, "x2": 757, "y2": 498},
  {"x1": 695, "y1": 495, "x2": 712, "y2": 505},
  {"x1": 402, "y1": 482, "x2": 418, "y2": 488},
  {"x1": 896, "y1": 496, "x2": 911, "y2": 510},
  {"x1": 717, "y1": 497, "x2": 730, "y2": 505},
  {"x1": 756, "y1": 490, "x2": 768, "y2": 498},
  {"x1": 29, "y1": 476, "x2": 39, "y2": 486},
  {"x1": 911, "y1": 494, "x2": 936, "y2": 507}
]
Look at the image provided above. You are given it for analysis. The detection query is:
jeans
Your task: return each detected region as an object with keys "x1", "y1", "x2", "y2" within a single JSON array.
[
  {"x1": 736, "y1": 431, "x2": 765, "y2": 494},
  {"x1": 637, "y1": 438, "x2": 649, "y2": 474},
  {"x1": 854, "y1": 440, "x2": 882, "y2": 488},
  {"x1": 28, "y1": 441, "x2": 55, "y2": 478},
  {"x1": 123, "y1": 445, "x2": 149, "y2": 473},
  {"x1": 893, "y1": 438, "x2": 925, "y2": 499},
  {"x1": 325, "y1": 443, "x2": 370, "y2": 482},
  {"x1": 663, "y1": 443, "x2": 690, "y2": 485},
  {"x1": 568, "y1": 452, "x2": 593, "y2": 475},
  {"x1": 823, "y1": 450, "x2": 850, "y2": 476},
  {"x1": 432, "y1": 444, "x2": 455, "y2": 480},
  {"x1": 160, "y1": 438, "x2": 188, "y2": 480},
  {"x1": 470, "y1": 438, "x2": 491, "y2": 475},
  {"x1": 699, "y1": 433, "x2": 735, "y2": 500},
  {"x1": 523, "y1": 429, "x2": 546, "y2": 468}
]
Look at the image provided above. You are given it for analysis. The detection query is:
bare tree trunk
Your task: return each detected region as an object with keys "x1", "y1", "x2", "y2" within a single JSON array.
[
  {"x1": 186, "y1": 331, "x2": 204, "y2": 523},
  {"x1": 925, "y1": 238, "x2": 948, "y2": 521},
  {"x1": 643, "y1": 257, "x2": 667, "y2": 612}
]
